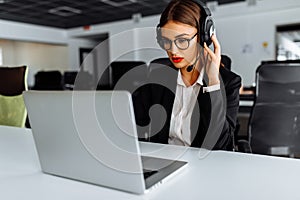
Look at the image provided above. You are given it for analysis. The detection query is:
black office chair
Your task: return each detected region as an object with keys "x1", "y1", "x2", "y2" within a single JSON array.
[
  {"x1": 32, "y1": 70, "x2": 64, "y2": 90},
  {"x1": 148, "y1": 57, "x2": 176, "y2": 73},
  {"x1": 63, "y1": 71, "x2": 78, "y2": 90},
  {"x1": 147, "y1": 57, "x2": 178, "y2": 87},
  {"x1": 109, "y1": 61, "x2": 147, "y2": 93},
  {"x1": 248, "y1": 60, "x2": 300, "y2": 157},
  {"x1": 64, "y1": 70, "x2": 94, "y2": 90}
]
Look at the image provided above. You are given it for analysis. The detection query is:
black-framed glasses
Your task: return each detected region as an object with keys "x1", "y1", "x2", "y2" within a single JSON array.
[{"x1": 158, "y1": 32, "x2": 198, "y2": 50}]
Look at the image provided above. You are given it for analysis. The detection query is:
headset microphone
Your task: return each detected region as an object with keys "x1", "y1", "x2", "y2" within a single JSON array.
[
  {"x1": 186, "y1": 65, "x2": 194, "y2": 72},
  {"x1": 186, "y1": 55, "x2": 200, "y2": 72}
]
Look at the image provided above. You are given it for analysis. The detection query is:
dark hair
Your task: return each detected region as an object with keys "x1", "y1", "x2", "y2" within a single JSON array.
[{"x1": 159, "y1": 0, "x2": 202, "y2": 31}]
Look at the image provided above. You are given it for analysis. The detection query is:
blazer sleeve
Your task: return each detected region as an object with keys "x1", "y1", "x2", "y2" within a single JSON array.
[{"x1": 214, "y1": 71, "x2": 242, "y2": 150}]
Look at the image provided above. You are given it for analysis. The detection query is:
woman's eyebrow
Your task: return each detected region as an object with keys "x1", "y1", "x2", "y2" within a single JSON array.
[{"x1": 175, "y1": 33, "x2": 189, "y2": 38}]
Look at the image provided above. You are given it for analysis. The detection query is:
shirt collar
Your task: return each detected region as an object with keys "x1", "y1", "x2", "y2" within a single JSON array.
[{"x1": 177, "y1": 68, "x2": 204, "y2": 87}]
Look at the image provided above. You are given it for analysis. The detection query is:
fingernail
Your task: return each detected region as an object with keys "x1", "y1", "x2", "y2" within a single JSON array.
[{"x1": 204, "y1": 42, "x2": 207, "y2": 47}]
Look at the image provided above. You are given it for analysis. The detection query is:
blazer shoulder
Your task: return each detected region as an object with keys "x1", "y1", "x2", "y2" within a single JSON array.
[{"x1": 219, "y1": 67, "x2": 241, "y2": 87}]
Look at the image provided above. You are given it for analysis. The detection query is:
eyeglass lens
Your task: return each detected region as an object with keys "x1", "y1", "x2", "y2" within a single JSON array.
[{"x1": 160, "y1": 33, "x2": 197, "y2": 50}]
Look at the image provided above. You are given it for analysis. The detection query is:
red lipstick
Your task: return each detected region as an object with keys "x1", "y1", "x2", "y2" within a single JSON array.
[{"x1": 172, "y1": 57, "x2": 184, "y2": 63}]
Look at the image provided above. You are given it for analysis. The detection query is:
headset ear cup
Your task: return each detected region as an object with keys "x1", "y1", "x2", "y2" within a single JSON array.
[
  {"x1": 199, "y1": 17, "x2": 205, "y2": 47},
  {"x1": 203, "y1": 16, "x2": 215, "y2": 46}
]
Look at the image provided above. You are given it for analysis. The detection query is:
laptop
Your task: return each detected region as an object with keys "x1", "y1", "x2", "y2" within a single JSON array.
[{"x1": 23, "y1": 90, "x2": 187, "y2": 194}]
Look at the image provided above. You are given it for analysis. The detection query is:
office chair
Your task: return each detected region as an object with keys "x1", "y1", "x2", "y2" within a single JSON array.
[
  {"x1": 148, "y1": 57, "x2": 176, "y2": 74},
  {"x1": 0, "y1": 66, "x2": 28, "y2": 127},
  {"x1": 219, "y1": 55, "x2": 252, "y2": 152},
  {"x1": 63, "y1": 71, "x2": 78, "y2": 90},
  {"x1": 63, "y1": 70, "x2": 95, "y2": 90},
  {"x1": 32, "y1": 70, "x2": 64, "y2": 90},
  {"x1": 248, "y1": 61, "x2": 300, "y2": 157},
  {"x1": 109, "y1": 61, "x2": 147, "y2": 92}
]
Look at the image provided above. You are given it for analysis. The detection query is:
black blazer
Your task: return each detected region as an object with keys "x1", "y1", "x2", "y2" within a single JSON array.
[{"x1": 133, "y1": 63, "x2": 241, "y2": 151}]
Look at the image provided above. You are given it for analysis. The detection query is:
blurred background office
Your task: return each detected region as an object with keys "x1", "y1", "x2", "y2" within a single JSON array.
[
  {"x1": 0, "y1": 0, "x2": 300, "y2": 157},
  {"x1": 0, "y1": 0, "x2": 299, "y2": 87}
]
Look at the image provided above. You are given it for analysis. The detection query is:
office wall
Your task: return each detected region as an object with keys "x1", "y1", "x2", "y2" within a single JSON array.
[
  {"x1": 0, "y1": 19, "x2": 97, "y2": 85},
  {"x1": 0, "y1": 19, "x2": 66, "y2": 44},
  {"x1": 67, "y1": 19, "x2": 140, "y2": 62},
  {"x1": 67, "y1": 0, "x2": 300, "y2": 86},
  {"x1": 67, "y1": 15, "x2": 163, "y2": 81},
  {"x1": 0, "y1": 40, "x2": 69, "y2": 86},
  {"x1": 213, "y1": 0, "x2": 300, "y2": 86},
  {"x1": 0, "y1": 19, "x2": 97, "y2": 63},
  {"x1": 66, "y1": 38, "x2": 99, "y2": 71}
]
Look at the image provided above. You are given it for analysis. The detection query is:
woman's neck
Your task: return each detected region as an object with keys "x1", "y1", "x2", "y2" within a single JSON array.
[{"x1": 180, "y1": 62, "x2": 200, "y2": 87}]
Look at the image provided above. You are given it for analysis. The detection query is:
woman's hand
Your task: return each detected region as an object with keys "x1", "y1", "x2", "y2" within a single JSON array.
[{"x1": 203, "y1": 34, "x2": 221, "y2": 86}]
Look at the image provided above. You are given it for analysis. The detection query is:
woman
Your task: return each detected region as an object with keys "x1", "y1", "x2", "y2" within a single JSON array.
[{"x1": 133, "y1": 0, "x2": 241, "y2": 151}]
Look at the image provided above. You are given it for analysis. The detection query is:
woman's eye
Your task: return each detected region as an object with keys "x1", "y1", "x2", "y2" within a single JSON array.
[{"x1": 177, "y1": 38, "x2": 187, "y2": 44}]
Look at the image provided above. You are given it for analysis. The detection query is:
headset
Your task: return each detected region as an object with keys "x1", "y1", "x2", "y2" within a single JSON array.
[{"x1": 156, "y1": 0, "x2": 215, "y2": 48}]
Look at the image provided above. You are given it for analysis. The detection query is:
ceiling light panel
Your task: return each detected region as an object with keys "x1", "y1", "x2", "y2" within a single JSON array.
[
  {"x1": 49, "y1": 6, "x2": 82, "y2": 17},
  {"x1": 101, "y1": 0, "x2": 137, "y2": 7}
]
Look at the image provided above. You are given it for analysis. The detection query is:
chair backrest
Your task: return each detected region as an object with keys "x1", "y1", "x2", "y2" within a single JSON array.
[
  {"x1": 0, "y1": 66, "x2": 27, "y2": 95},
  {"x1": 109, "y1": 61, "x2": 147, "y2": 92},
  {"x1": 32, "y1": 70, "x2": 64, "y2": 90},
  {"x1": 148, "y1": 57, "x2": 175, "y2": 74},
  {"x1": 248, "y1": 61, "x2": 300, "y2": 156},
  {"x1": 63, "y1": 71, "x2": 95, "y2": 90},
  {"x1": 64, "y1": 71, "x2": 78, "y2": 85},
  {"x1": 0, "y1": 66, "x2": 28, "y2": 127}
]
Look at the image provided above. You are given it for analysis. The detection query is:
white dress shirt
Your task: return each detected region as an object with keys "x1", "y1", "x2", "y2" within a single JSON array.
[{"x1": 168, "y1": 69, "x2": 220, "y2": 146}]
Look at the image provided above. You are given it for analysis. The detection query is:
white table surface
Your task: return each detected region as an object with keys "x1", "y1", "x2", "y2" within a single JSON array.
[{"x1": 1, "y1": 125, "x2": 300, "y2": 200}]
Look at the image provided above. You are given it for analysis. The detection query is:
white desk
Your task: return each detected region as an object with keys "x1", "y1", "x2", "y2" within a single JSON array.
[{"x1": 1, "y1": 125, "x2": 300, "y2": 200}]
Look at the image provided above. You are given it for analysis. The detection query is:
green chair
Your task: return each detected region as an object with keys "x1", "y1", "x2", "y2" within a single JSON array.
[{"x1": 0, "y1": 66, "x2": 28, "y2": 127}]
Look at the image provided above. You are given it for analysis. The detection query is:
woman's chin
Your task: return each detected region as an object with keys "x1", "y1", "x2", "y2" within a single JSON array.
[{"x1": 172, "y1": 62, "x2": 187, "y2": 70}]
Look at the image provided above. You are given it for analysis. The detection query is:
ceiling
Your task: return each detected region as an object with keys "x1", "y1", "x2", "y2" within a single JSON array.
[{"x1": 0, "y1": 0, "x2": 245, "y2": 29}]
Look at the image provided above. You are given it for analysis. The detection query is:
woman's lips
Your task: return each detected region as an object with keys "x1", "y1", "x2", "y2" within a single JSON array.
[{"x1": 172, "y1": 57, "x2": 184, "y2": 63}]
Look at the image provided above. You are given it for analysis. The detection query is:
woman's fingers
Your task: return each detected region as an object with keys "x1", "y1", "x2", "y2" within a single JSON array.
[
  {"x1": 203, "y1": 42, "x2": 215, "y2": 60},
  {"x1": 211, "y1": 34, "x2": 221, "y2": 57},
  {"x1": 203, "y1": 34, "x2": 221, "y2": 63}
]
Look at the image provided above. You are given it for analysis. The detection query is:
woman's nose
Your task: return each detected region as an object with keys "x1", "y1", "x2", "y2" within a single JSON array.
[{"x1": 168, "y1": 41, "x2": 179, "y2": 54}]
